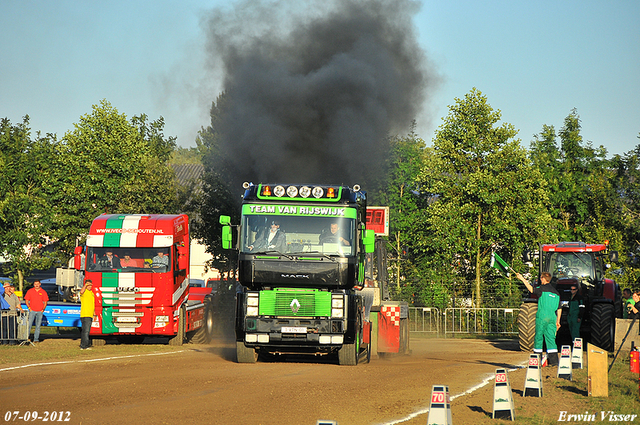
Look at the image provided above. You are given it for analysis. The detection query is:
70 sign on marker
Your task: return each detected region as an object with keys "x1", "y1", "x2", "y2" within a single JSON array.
[{"x1": 431, "y1": 392, "x2": 449, "y2": 404}]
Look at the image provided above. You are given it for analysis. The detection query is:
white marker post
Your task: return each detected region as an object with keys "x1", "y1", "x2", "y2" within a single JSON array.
[
  {"x1": 426, "y1": 385, "x2": 453, "y2": 425},
  {"x1": 523, "y1": 353, "x2": 543, "y2": 397},
  {"x1": 492, "y1": 368, "x2": 515, "y2": 421},
  {"x1": 557, "y1": 345, "x2": 573, "y2": 381},
  {"x1": 571, "y1": 338, "x2": 583, "y2": 369}
]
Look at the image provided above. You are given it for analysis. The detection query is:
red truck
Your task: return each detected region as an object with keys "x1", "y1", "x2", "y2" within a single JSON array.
[{"x1": 65, "y1": 214, "x2": 214, "y2": 345}]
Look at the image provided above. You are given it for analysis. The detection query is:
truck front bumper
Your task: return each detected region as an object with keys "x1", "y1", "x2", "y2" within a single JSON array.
[{"x1": 244, "y1": 317, "x2": 346, "y2": 346}]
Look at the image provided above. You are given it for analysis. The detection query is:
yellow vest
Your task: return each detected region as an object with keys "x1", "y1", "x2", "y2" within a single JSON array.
[{"x1": 80, "y1": 290, "x2": 95, "y2": 318}]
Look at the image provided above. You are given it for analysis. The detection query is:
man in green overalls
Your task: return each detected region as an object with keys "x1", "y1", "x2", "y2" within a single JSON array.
[
  {"x1": 567, "y1": 284, "x2": 584, "y2": 342},
  {"x1": 516, "y1": 272, "x2": 562, "y2": 366}
]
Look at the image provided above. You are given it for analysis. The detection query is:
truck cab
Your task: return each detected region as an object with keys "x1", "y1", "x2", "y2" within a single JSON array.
[{"x1": 221, "y1": 183, "x2": 375, "y2": 364}]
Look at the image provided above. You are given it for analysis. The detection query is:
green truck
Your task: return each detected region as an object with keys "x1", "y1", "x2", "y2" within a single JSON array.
[{"x1": 220, "y1": 183, "x2": 375, "y2": 365}]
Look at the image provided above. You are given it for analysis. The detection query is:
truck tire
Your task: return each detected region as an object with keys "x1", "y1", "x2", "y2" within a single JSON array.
[
  {"x1": 517, "y1": 302, "x2": 537, "y2": 352},
  {"x1": 236, "y1": 341, "x2": 257, "y2": 363},
  {"x1": 338, "y1": 341, "x2": 358, "y2": 366},
  {"x1": 190, "y1": 300, "x2": 214, "y2": 344},
  {"x1": 590, "y1": 303, "x2": 615, "y2": 352},
  {"x1": 169, "y1": 306, "x2": 186, "y2": 346}
]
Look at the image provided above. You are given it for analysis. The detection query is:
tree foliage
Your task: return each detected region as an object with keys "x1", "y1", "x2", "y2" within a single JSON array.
[
  {"x1": 0, "y1": 117, "x2": 57, "y2": 290},
  {"x1": 371, "y1": 125, "x2": 428, "y2": 298},
  {"x1": 189, "y1": 93, "x2": 240, "y2": 277},
  {"x1": 44, "y1": 100, "x2": 178, "y2": 254},
  {"x1": 416, "y1": 88, "x2": 555, "y2": 307}
]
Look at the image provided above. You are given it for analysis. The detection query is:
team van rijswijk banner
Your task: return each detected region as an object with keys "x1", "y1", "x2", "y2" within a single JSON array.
[{"x1": 243, "y1": 204, "x2": 357, "y2": 218}]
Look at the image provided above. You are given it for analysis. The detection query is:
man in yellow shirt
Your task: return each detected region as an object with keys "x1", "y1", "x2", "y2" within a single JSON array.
[{"x1": 79, "y1": 280, "x2": 95, "y2": 350}]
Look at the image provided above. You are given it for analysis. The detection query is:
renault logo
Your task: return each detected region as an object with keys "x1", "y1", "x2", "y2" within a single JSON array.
[{"x1": 290, "y1": 299, "x2": 301, "y2": 314}]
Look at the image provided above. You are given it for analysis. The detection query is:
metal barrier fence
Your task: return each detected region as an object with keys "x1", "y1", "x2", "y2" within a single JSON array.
[
  {"x1": 408, "y1": 306, "x2": 520, "y2": 337},
  {"x1": 443, "y1": 307, "x2": 520, "y2": 337},
  {"x1": 408, "y1": 307, "x2": 442, "y2": 336},
  {"x1": 1, "y1": 311, "x2": 30, "y2": 345}
]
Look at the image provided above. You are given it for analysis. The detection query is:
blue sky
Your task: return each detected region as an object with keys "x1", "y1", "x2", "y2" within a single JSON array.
[{"x1": 1, "y1": 0, "x2": 638, "y2": 156}]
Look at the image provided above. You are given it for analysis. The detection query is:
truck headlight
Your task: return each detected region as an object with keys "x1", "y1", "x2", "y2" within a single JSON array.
[
  {"x1": 247, "y1": 292, "x2": 259, "y2": 316},
  {"x1": 331, "y1": 294, "x2": 345, "y2": 318}
]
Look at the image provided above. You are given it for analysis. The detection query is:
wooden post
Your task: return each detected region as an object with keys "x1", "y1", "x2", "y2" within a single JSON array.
[{"x1": 587, "y1": 343, "x2": 608, "y2": 397}]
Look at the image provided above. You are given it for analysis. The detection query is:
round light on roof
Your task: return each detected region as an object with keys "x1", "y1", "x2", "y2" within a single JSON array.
[
  {"x1": 353, "y1": 184, "x2": 360, "y2": 192},
  {"x1": 299, "y1": 186, "x2": 311, "y2": 198},
  {"x1": 286, "y1": 185, "x2": 298, "y2": 197},
  {"x1": 273, "y1": 185, "x2": 285, "y2": 197},
  {"x1": 312, "y1": 186, "x2": 324, "y2": 198}
]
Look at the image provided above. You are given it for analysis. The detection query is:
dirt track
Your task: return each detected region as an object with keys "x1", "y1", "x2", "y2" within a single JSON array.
[{"x1": 0, "y1": 337, "x2": 528, "y2": 425}]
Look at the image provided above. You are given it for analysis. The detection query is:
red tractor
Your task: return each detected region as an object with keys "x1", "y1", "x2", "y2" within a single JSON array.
[{"x1": 517, "y1": 242, "x2": 622, "y2": 352}]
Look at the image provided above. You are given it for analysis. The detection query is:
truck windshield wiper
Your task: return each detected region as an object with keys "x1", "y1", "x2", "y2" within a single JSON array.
[
  {"x1": 254, "y1": 250, "x2": 294, "y2": 260},
  {"x1": 292, "y1": 251, "x2": 337, "y2": 262}
]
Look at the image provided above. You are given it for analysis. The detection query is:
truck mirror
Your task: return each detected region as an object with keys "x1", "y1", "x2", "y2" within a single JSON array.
[
  {"x1": 363, "y1": 229, "x2": 375, "y2": 254},
  {"x1": 177, "y1": 245, "x2": 189, "y2": 271},
  {"x1": 522, "y1": 250, "x2": 532, "y2": 263},
  {"x1": 219, "y1": 215, "x2": 231, "y2": 225},
  {"x1": 73, "y1": 246, "x2": 84, "y2": 270},
  {"x1": 222, "y1": 226, "x2": 233, "y2": 250},
  {"x1": 609, "y1": 250, "x2": 619, "y2": 263}
]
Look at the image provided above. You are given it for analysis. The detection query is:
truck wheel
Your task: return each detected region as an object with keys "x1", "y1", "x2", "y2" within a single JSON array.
[
  {"x1": 236, "y1": 341, "x2": 257, "y2": 363},
  {"x1": 517, "y1": 302, "x2": 537, "y2": 352},
  {"x1": 91, "y1": 338, "x2": 106, "y2": 346},
  {"x1": 590, "y1": 303, "x2": 615, "y2": 352},
  {"x1": 338, "y1": 341, "x2": 358, "y2": 365},
  {"x1": 190, "y1": 300, "x2": 214, "y2": 344},
  {"x1": 169, "y1": 306, "x2": 186, "y2": 346},
  {"x1": 400, "y1": 318, "x2": 410, "y2": 355}
]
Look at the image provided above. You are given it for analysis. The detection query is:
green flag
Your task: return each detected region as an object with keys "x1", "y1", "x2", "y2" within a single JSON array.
[{"x1": 490, "y1": 252, "x2": 512, "y2": 275}]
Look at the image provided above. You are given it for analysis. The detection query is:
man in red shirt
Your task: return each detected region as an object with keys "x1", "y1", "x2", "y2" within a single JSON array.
[{"x1": 24, "y1": 280, "x2": 49, "y2": 343}]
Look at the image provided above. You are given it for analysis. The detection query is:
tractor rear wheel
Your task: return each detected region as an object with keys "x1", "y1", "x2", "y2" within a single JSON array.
[
  {"x1": 517, "y1": 302, "x2": 537, "y2": 352},
  {"x1": 590, "y1": 303, "x2": 615, "y2": 352}
]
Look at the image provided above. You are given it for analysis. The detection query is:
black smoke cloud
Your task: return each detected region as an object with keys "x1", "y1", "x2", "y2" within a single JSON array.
[{"x1": 203, "y1": 0, "x2": 434, "y2": 191}]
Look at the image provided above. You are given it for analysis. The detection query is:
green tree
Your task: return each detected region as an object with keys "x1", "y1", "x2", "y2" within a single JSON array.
[
  {"x1": 417, "y1": 89, "x2": 554, "y2": 307},
  {"x1": 190, "y1": 93, "x2": 240, "y2": 277},
  {"x1": 372, "y1": 125, "x2": 427, "y2": 297},
  {"x1": 45, "y1": 100, "x2": 178, "y2": 254},
  {"x1": 0, "y1": 117, "x2": 57, "y2": 291},
  {"x1": 530, "y1": 109, "x2": 611, "y2": 241},
  {"x1": 610, "y1": 137, "x2": 640, "y2": 286}
]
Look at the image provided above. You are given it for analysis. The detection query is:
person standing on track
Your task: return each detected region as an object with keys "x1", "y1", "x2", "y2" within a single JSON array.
[
  {"x1": 567, "y1": 283, "x2": 584, "y2": 342},
  {"x1": 24, "y1": 280, "x2": 49, "y2": 343},
  {"x1": 79, "y1": 279, "x2": 95, "y2": 350},
  {"x1": 516, "y1": 271, "x2": 562, "y2": 366}
]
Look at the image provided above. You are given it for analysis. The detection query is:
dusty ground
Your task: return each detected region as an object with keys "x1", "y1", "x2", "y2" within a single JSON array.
[{"x1": 0, "y1": 336, "x2": 609, "y2": 425}]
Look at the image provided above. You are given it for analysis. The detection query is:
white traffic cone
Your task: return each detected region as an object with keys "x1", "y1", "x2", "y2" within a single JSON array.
[
  {"x1": 571, "y1": 338, "x2": 583, "y2": 369},
  {"x1": 523, "y1": 353, "x2": 543, "y2": 397},
  {"x1": 557, "y1": 345, "x2": 573, "y2": 381},
  {"x1": 426, "y1": 385, "x2": 453, "y2": 425},
  {"x1": 492, "y1": 368, "x2": 515, "y2": 421}
]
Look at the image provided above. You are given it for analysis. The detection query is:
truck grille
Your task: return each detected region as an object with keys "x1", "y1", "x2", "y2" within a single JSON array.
[{"x1": 259, "y1": 289, "x2": 331, "y2": 317}]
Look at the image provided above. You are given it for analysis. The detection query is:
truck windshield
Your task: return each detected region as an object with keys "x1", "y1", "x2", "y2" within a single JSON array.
[
  {"x1": 86, "y1": 247, "x2": 171, "y2": 272},
  {"x1": 544, "y1": 252, "x2": 593, "y2": 280},
  {"x1": 240, "y1": 214, "x2": 356, "y2": 256}
]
